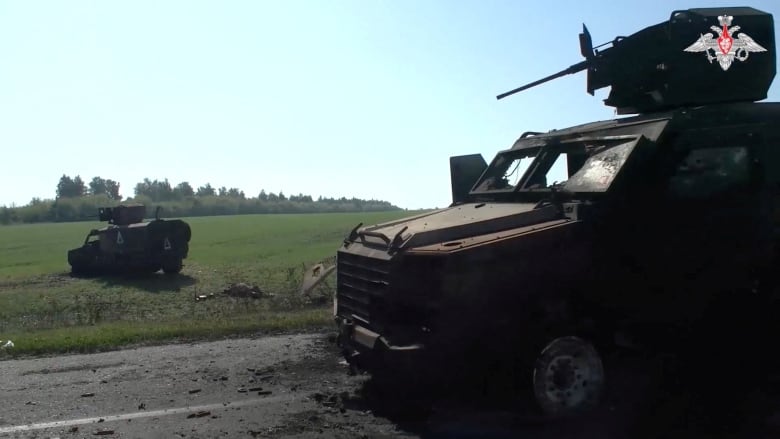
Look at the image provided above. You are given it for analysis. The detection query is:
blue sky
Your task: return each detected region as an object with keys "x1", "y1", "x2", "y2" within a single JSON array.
[{"x1": 1, "y1": 0, "x2": 778, "y2": 209}]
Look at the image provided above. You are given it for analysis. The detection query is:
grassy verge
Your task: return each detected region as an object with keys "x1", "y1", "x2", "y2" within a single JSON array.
[{"x1": 0, "y1": 308, "x2": 332, "y2": 357}]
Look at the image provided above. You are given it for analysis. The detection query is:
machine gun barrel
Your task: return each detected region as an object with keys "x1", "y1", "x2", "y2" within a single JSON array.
[{"x1": 496, "y1": 60, "x2": 588, "y2": 100}]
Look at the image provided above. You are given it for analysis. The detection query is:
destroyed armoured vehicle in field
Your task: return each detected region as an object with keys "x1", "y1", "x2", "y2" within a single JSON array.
[
  {"x1": 68, "y1": 204, "x2": 192, "y2": 275},
  {"x1": 334, "y1": 7, "x2": 780, "y2": 417}
]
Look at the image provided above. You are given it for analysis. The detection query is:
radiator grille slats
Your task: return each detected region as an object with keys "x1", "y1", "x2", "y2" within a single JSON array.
[{"x1": 336, "y1": 252, "x2": 391, "y2": 325}]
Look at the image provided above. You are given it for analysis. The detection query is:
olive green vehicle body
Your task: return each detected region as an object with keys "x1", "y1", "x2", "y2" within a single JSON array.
[
  {"x1": 67, "y1": 205, "x2": 192, "y2": 275},
  {"x1": 333, "y1": 7, "x2": 780, "y2": 384}
]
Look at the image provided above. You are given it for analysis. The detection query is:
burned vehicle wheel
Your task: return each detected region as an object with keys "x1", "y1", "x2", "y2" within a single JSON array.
[
  {"x1": 162, "y1": 257, "x2": 183, "y2": 274},
  {"x1": 532, "y1": 336, "x2": 604, "y2": 417}
]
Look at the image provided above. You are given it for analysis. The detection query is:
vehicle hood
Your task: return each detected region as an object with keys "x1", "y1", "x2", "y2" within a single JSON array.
[{"x1": 352, "y1": 202, "x2": 562, "y2": 250}]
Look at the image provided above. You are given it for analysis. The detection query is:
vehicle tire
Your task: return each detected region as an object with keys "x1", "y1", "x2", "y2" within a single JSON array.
[
  {"x1": 531, "y1": 335, "x2": 605, "y2": 418},
  {"x1": 162, "y1": 257, "x2": 183, "y2": 274},
  {"x1": 70, "y1": 264, "x2": 86, "y2": 276}
]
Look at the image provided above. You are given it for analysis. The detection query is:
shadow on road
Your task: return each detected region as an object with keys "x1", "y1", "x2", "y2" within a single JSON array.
[
  {"x1": 321, "y1": 351, "x2": 780, "y2": 439},
  {"x1": 339, "y1": 378, "x2": 635, "y2": 439}
]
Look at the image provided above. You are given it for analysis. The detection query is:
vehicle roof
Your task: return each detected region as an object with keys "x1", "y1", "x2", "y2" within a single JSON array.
[{"x1": 507, "y1": 102, "x2": 780, "y2": 152}]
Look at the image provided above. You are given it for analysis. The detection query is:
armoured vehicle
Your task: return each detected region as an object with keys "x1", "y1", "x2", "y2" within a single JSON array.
[
  {"x1": 334, "y1": 7, "x2": 780, "y2": 418},
  {"x1": 68, "y1": 204, "x2": 192, "y2": 275}
]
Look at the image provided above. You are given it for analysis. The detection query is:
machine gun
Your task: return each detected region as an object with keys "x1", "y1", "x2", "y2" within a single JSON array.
[
  {"x1": 497, "y1": 7, "x2": 776, "y2": 114},
  {"x1": 496, "y1": 26, "x2": 594, "y2": 101}
]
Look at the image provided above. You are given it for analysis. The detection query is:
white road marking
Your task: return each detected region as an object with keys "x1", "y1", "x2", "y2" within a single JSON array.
[{"x1": 0, "y1": 394, "x2": 293, "y2": 434}]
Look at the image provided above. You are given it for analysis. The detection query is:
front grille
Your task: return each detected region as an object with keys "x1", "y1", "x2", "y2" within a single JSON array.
[{"x1": 336, "y1": 252, "x2": 391, "y2": 326}]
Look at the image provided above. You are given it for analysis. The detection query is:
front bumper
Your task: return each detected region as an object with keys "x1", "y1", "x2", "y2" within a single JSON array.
[{"x1": 336, "y1": 317, "x2": 425, "y2": 371}]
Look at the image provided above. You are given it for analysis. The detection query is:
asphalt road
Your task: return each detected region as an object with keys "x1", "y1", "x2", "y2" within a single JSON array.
[
  {"x1": 1, "y1": 332, "x2": 779, "y2": 439},
  {"x1": 0, "y1": 333, "x2": 401, "y2": 439}
]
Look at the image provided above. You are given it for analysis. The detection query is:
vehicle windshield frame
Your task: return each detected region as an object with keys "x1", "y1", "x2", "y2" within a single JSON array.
[{"x1": 469, "y1": 135, "x2": 641, "y2": 197}]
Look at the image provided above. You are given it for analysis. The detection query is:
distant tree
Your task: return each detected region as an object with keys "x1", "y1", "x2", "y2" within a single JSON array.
[
  {"x1": 227, "y1": 188, "x2": 245, "y2": 199},
  {"x1": 105, "y1": 179, "x2": 121, "y2": 200},
  {"x1": 89, "y1": 177, "x2": 107, "y2": 197},
  {"x1": 197, "y1": 183, "x2": 215, "y2": 197},
  {"x1": 174, "y1": 182, "x2": 194, "y2": 198},
  {"x1": 290, "y1": 193, "x2": 312, "y2": 202},
  {"x1": 73, "y1": 176, "x2": 86, "y2": 197},
  {"x1": 156, "y1": 179, "x2": 173, "y2": 201},
  {"x1": 5, "y1": 174, "x2": 401, "y2": 225},
  {"x1": 134, "y1": 178, "x2": 173, "y2": 201},
  {"x1": 0, "y1": 206, "x2": 10, "y2": 224},
  {"x1": 134, "y1": 178, "x2": 152, "y2": 198},
  {"x1": 87, "y1": 177, "x2": 121, "y2": 200},
  {"x1": 56, "y1": 174, "x2": 86, "y2": 199}
]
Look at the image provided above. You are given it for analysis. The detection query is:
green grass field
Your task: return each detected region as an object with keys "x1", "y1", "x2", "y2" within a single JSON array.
[{"x1": 0, "y1": 211, "x2": 420, "y2": 356}]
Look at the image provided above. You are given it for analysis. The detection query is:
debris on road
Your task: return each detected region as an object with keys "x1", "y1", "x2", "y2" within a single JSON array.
[
  {"x1": 188, "y1": 388, "x2": 201, "y2": 394},
  {"x1": 222, "y1": 283, "x2": 264, "y2": 299},
  {"x1": 312, "y1": 391, "x2": 341, "y2": 408},
  {"x1": 81, "y1": 392, "x2": 96, "y2": 397},
  {"x1": 252, "y1": 366, "x2": 274, "y2": 375},
  {"x1": 187, "y1": 410, "x2": 211, "y2": 419},
  {"x1": 300, "y1": 263, "x2": 335, "y2": 296},
  {"x1": 93, "y1": 428, "x2": 114, "y2": 435}
]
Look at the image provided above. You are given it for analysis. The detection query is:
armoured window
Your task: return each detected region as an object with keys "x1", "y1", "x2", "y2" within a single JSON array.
[
  {"x1": 550, "y1": 153, "x2": 569, "y2": 181},
  {"x1": 503, "y1": 157, "x2": 535, "y2": 187},
  {"x1": 475, "y1": 154, "x2": 535, "y2": 191},
  {"x1": 562, "y1": 141, "x2": 636, "y2": 192},
  {"x1": 668, "y1": 146, "x2": 750, "y2": 199},
  {"x1": 473, "y1": 136, "x2": 640, "y2": 194}
]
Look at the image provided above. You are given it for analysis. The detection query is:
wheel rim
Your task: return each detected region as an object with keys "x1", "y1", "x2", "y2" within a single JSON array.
[{"x1": 532, "y1": 336, "x2": 604, "y2": 417}]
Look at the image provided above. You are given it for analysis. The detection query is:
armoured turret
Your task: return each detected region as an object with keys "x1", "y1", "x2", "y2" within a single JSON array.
[{"x1": 498, "y1": 7, "x2": 776, "y2": 114}]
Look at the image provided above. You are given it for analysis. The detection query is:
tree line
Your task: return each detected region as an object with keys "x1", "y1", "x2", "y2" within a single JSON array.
[{"x1": 0, "y1": 175, "x2": 400, "y2": 225}]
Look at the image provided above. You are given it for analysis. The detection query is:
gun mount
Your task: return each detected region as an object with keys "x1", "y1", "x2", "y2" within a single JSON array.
[
  {"x1": 498, "y1": 7, "x2": 776, "y2": 114},
  {"x1": 98, "y1": 204, "x2": 146, "y2": 226}
]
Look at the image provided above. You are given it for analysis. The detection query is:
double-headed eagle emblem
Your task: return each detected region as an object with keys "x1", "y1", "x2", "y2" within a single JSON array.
[{"x1": 684, "y1": 15, "x2": 766, "y2": 71}]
